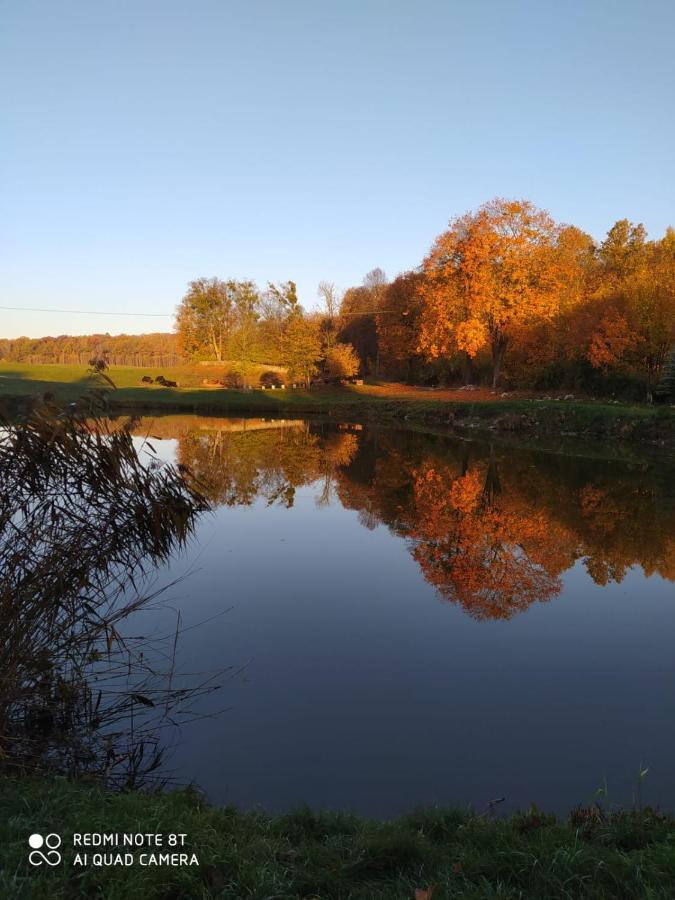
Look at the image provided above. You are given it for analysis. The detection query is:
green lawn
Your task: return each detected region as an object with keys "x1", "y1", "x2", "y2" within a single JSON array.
[
  {"x1": 0, "y1": 361, "x2": 365, "y2": 410},
  {"x1": 2, "y1": 778, "x2": 675, "y2": 899}
]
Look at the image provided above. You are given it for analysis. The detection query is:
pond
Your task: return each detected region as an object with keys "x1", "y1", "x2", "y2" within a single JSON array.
[{"x1": 106, "y1": 415, "x2": 675, "y2": 814}]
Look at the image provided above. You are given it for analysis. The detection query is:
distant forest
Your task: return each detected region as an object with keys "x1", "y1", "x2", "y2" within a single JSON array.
[{"x1": 0, "y1": 332, "x2": 180, "y2": 368}]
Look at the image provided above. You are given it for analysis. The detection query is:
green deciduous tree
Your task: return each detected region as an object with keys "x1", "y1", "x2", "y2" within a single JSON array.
[
  {"x1": 176, "y1": 277, "x2": 237, "y2": 361},
  {"x1": 281, "y1": 315, "x2": 322, "y2": 387},
  {"x1": 227, "y1": 281, "x2": 262, "y2": 386}
]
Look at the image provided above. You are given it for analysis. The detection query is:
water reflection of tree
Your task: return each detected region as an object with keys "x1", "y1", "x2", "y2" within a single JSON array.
[
  {"x1": 175, "y1": 420, "x2": 563, "y2": 622},
  {"x1": 133, "y1": 416, "x2": 675, "y2": 622},
  {"x1": 0, "y1": 399, "x2": 216, "y2": 787},
  {"x1": 175, "y1": 420, "x2": 358, "y2": 508},
  {"x1": 408, "y1": 462, "x2": 564, "y2": 620},
  {"x1": 333, "y1": 431, "x2": 675, "y2": 621}
]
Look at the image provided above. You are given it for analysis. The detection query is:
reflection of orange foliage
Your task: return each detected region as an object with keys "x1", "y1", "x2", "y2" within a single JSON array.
[
  {"x1": 576, "y1": 483, "x2": 642, "y2": 583},
  {"x1": 410, "y1": 466, "x2": 563, "y2": 621},
  {"x1": 324, "y1": 433, "x2": 358, "y2": 468},
  {"x1": 660, "y1": 537, "x2": 675, "y2": 582},
  {"x1": 130, "y1": 418, "x2": 675, "y2": 620},
  {"x1": 334, "y1": 432, "x2": 675, "y2": 621},
  {"x1": 578, "y1": 484, "x2": 625, "y2": 534},
  {"x1": 448, "y1": 468, "x2": 483, "y2": 513}
]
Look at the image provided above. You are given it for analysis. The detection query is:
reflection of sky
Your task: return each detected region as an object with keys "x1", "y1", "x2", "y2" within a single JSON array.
[
  {"x1": 132, "y1": 437, "x2": 675, "y2": 817},
  {"x1": 133, "y1": 434, "x2": 178, "y2": 466}
]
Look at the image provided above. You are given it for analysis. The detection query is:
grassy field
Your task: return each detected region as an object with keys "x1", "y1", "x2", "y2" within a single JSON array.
[
  {"x1": 1, "y1": 362, "x2": 674, "y2": 445},
  {"x1": 2, "y1": 778, "x2": 675, "y2": 899}
]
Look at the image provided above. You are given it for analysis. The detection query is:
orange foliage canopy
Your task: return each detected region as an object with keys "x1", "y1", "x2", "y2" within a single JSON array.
[
  {"x1": 375, "y1": 271, "x2": 424, "y2": 379},
  {"x1": 586, "y1": 226, "x2": 675, "y2": 392},
  {"x1": 417, "y1": 199, "x2": 571, "y2": 387}
]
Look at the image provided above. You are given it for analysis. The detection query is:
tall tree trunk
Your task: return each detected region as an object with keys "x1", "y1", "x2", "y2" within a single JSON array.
[
  {"x1": 462, "y1": 352, "x2": 474, "y2": 385},
  {"x1": 210, "y1": 327, "x2": 221, "y2": 362},
  {"x1": 491, "y1": 334, "x2": 508, "y2": 389}
]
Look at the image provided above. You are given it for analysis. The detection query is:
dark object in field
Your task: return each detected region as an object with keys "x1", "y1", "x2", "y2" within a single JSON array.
[
  {"x1": 259, "y1": 371, "x2": 283, "y2": 388},
  {"x1": 224, "y1": 372, "x2": 243, "y2": 389},
  {"x1": 311, "y1": 375, "x2": 363, "y2": 387},
  {"x1": 88, "y1": 355, "x2": 109, "y2": 373},
  {"x1": 154, "y1": 375, "x2": 178, "y2": 388},
  {"x1": 141, "y1": 375, "x2": 153, "y2": 383}
]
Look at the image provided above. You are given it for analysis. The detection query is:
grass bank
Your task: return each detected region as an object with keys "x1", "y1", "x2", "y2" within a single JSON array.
[
  {"x1": 1, "y1": 362, "x2": 675, "y2": 447},
  {"x1": 2, "y1": 778, "x2": 675, "y2": 899}
]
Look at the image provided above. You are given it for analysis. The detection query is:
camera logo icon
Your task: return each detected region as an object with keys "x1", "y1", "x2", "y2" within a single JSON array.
[{"x1": 28, "y1": 833, "x2": 62, "y2": 866}]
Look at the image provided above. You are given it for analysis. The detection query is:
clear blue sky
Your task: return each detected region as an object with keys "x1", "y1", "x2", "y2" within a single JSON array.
[{"x1": 2, "y1": 0, "x2": 673, "y2": 338}]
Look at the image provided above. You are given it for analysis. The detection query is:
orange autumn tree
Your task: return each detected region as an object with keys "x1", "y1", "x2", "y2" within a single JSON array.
[
  {"x1": 586, "y1": 220, "x2": 645, "y2": 378},
  {"x1": 376, "y1": 271, "x2": 424, "y2": 381},
  {"x1": 586, "y1": 221, "x2": 675, "y2": 398},
  {"x1": 510, "y1": 225, "x2": 598, "y2": 377},
  {"x1": 417, "y1": 199, "x2": 564, "y2": 387},
  {"x1": 324, "y1": 342, "x2": 360, "y2": 379}
]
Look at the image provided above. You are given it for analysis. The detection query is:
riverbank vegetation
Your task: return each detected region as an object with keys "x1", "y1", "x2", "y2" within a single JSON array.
[
  {"x1": 3, "y1": 199, "x2": 674, "y2": 402},
  {"x1": 2, "y1": 777, "x2": 675, "y2": 899},
  {"x1": 0, "y1": 382, "x2": 218, "y2": 789}
]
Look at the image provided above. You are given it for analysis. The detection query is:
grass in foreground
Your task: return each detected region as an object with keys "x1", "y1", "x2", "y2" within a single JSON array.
[{"x1": 1, "y1": 778, "x2": 675, "y2": 898}]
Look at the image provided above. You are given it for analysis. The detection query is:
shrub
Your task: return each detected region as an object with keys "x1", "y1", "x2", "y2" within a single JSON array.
[{"x1": 324, "y1": 343, "x2": 360, "y2": 379}]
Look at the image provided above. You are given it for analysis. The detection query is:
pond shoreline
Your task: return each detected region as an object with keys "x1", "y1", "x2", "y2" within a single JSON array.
[
  {"x1": 2, "y1": 777, "x2": 675, "y2": 898},
  {"x1": 1, "y1": 361, "x2": 674, "y2": 447},
  {"x1": 2, "y1": 378, "x2": 675, "y2": 450}
]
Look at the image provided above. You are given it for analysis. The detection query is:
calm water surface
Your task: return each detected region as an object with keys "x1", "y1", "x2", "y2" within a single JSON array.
[{"x1": 128, "y1": 414, "x2": 675, "y2": 816}]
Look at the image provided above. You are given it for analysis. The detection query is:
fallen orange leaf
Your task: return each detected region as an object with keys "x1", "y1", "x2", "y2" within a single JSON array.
[{"x1": 414, "y1": 886, "x2": 438, "y2": 900}]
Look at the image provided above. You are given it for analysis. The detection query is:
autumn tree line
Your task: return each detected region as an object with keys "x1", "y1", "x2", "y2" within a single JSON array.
[
  {"x1": 357, "y1": 199, "x2": 675, "y2": 400},
  {"x1": 3, "y1": 198, "x2": 674, "y2": 399},
  {"x1": 173, "y1": 199, "x2": 675, "y2": 398}
]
